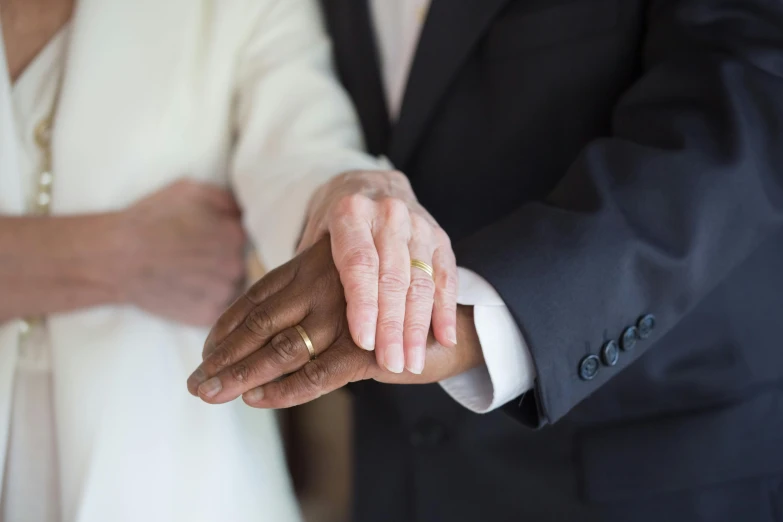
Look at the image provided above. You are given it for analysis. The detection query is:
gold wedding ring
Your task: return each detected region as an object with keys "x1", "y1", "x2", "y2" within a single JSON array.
[
  {"x1": 410, "y1": 259, "x2": 434, "y2": 279},
  {"x1": 295, "y1": 325, "x2": 317, "y2": 361}
]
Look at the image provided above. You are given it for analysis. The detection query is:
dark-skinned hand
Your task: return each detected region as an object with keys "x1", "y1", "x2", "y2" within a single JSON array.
[{"x1": 187, "y1": 236, "x2": 484, "y2": 409}]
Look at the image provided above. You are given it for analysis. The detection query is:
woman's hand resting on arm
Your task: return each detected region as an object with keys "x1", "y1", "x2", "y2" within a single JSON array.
[
  {"x1": 298, "y1": 170, "x2": 458, "y2": 375},
  {"x1": 0, "y1": 179, "x2": 246, "y2": 326},
  {"x1": 121, "y1": 179, "x2": 247, "y2": 326}
]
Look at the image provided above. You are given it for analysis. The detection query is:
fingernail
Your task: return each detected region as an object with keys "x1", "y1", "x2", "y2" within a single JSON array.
[
  {"x1": 244, "y1": 388, "x2": 264, "y2": 403},
  {"x1": 385, "y1": 345, "x2": 405, "y2": 374},
  {"x1": 359, "y1": 324, "x2": 376, "y2": 351},
  {"x1": 446, "y1": 327, "x2": 457, "y2": 346},
  {"x1": 198, "y1": 378, "x2": 222, "y2": 399},
  {"x1": 189, "y1": 369, "x2": 207, "y2": 387},
  {"x1": 406, "y1": 349, "x2": 425, "y2": 375}
]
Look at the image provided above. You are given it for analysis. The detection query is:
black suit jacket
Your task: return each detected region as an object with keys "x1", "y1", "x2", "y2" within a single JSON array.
[{"x1": 319, "y1": 0, "x2": 783, "y2": 520}]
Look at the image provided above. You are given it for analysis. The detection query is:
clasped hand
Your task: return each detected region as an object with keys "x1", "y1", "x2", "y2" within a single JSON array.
[
  {"x1": 299, "y1": 170, "x2": 459, "y2": 375},
  {"x1": 187, "y1": 236, "x2": 484, "y2": 408}
]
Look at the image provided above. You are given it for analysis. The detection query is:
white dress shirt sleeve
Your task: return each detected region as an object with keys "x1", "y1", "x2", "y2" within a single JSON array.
[{"x1": 439, "y1": 268, "x2": 537, "y2": 413}]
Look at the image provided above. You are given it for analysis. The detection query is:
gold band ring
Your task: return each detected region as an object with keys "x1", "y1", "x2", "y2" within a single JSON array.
[
  {"x1": 294, "y1": 325, "x2": 316, "y2": 361},
  {"x1": 410, "y1": 259, "x2": 434, "y2": 279}
]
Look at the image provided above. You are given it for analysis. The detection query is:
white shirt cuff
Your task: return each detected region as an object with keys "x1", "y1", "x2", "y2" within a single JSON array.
[{"x1": 439, "y1": 268, "x2": 536, "y2": 413}]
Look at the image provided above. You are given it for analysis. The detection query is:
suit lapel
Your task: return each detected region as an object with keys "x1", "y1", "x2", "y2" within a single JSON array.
[
  {"x1": 389, "y1": 0, "x2": 511, "y2": 167},
  {"x1": 320, "y1": 0, "x2": 390, "y2": 156}
]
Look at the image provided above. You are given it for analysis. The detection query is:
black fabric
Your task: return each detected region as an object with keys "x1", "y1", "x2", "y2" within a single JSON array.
[
  {"x1": 320, "y1": 0, "x2": 390, "y2": 156},
  {"x1": 319, "y1": 0, "x2": 783, "y2": 520}
]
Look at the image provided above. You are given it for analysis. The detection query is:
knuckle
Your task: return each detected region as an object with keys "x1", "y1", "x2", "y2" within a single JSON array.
[
  {"x1": 202, "y1": 337, "x2": 217, "y2": 359},
  {"x1": 434, "y1": 227, "x2": 453, "y2": 248},
  {"x1": 302, "y1": 361, "x2": 328, "y2": 392},
  {"x1": 406, "y1": 323, "x2": 431, "y2": 341},
  {"x1": 269, "y1": 331, "x2": 300, "y2": 364},
  {"x1": 378, "y1": 270, "x2": 409, "y2": 293},
  {"x1": 350, "y1": 296, "x2": 379, "y2": 313},
  {"x1": 335, "y1": 193, "x2": 370, "y2": 217},
  {"x1": 210, "y1": 346, "x2": 234, "y2": 371},
  {"x1": 378, "y1": 317, "x2": 404, "y2": 335},
  {"x1": 230, "y1": 363, "x2": 249, "y2": 384},
  {"x1": 435, "y1": 282, "x2": 458, "y2": 313},
  {"x1": 343, "y1": 248, "x2": 379, "y2": 273},
  {"x1": 311, "y1": 268, "x2": 342, "y2": 300},
  {"x1": 245, "y1": 307, "x2": 274, "y2": 337},
  {"x1": 446, "y1": 271, "x2": 460, "y2": 292},
  {"x1": 438, "y1": 270, "x2": 459, "y2": 294},
  {"x1": 246, "y1": 279, "x2": 265, "y2": 297},
  {"x1": 408, "y1": 277, "x2": 435, "y2": 300},
  {"x1": 409, "y1": 213, "x2": 432, "y2": 238},
  {"x1": 438, "y1": 300, "x2": 458, "y2": 316},
  {"x1": 343, "y1": 276, "x2": 376, "y2": 302},
  {"x1": 381, "y1": 198, "x2": 409, "y2": 223}
]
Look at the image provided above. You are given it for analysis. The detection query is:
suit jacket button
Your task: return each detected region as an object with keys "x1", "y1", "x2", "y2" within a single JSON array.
[
  {"x1": 579, "y1": 355, "x2": 601, "y2": 381},
  {"x1": 600, "y1": 340, "x2": 620, "y2": 366},
  {"x1": 637, "y1": 314, "x2": 656, "y2": 339},
  {"x1": 620, "y1": 326, "x2": 639, "y2": 351}
]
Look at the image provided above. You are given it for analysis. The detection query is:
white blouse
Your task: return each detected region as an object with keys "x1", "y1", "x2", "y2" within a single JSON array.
[{"x1": 0, "y1": 25, "x2": 71, "y2": 522}]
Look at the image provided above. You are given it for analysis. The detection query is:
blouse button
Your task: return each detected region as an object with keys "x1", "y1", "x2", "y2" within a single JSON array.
[{"x1": 19, "y1": 319, "x2": 31, "y2": 336}]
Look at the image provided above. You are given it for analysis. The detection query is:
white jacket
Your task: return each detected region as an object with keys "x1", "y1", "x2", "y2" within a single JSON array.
[{"x1": 0, "y1": 0, "x2": 378, "y2": 520}]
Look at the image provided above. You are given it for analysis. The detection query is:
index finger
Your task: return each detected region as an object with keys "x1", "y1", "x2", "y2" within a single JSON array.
[
  {"x1": 242, "y1": 339, "x2": 376, "y2": 409},
  {"x1": 330, "y1": 196, "x2": 379, "y2": 352},
  {"x1": 202, "y1": 260, "x2": 297, "y2": 359},
  {"x1": 190, "y1": 262, "x2": 299, "y2": 396}
]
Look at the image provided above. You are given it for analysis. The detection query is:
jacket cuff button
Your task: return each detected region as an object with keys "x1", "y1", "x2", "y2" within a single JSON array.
[
  {"x1": 636, "y1": 314, "x2": 656, "y2": 339},
  {"x1": 579, "y1": 355, "x2": 601, "y2": 381},
  {"x1": 600, "y1": 340, "x2": 620, "y2": 366},
  {"x1": 620, "y1": 326, "x2": 639, "y2": 351}
]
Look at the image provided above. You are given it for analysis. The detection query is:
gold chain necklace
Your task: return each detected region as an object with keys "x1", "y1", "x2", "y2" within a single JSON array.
[
  {"x1": 33, "y1": 115, "x2": 55, "y2": 213},
  {"x1": 18, "y1": 65, "x2": 62, "y2": 340}
]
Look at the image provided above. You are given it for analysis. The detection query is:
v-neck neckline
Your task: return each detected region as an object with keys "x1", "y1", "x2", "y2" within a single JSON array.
[{"x1": 8, "y1": 23, "x2": 71, "y2": 93}]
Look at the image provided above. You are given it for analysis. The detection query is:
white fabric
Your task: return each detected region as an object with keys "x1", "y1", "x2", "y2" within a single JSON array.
[
  {"x1": 369, "y1": 0, "x2": 537, "y2": 413},
  {"x1": 3, "y1": 329, "x2": 60, "y2": 522},
  {"x1": 441, "y1": 269, "x2": 536, "y2": 412},
  {"x1": 0, "y1": 1, "x2": 380, "y2": 521},
  {"x1": 1, "y1": 24, "x2": 70, "y2": 522},
  {"x1": 368, "y1": 0, "x2": 429, "y2": 119}
]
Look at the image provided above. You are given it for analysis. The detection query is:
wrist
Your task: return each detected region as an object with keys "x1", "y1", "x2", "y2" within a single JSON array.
[
  {"x1": 456, "y1": 305, "x2": 485, "y2": 372},
  {"x1": 322, "y1": 170, "x2": 414, "y2": 205},
  {"x1": 91, "y1": 211, "x2": 138, "y2": 304}
]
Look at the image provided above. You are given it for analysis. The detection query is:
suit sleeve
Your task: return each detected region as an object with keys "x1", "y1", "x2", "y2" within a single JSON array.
[
  {"x1": 454, "y1": 0, "x2": 783, "y2": 426},
  {"x1": 230, "y1": 0, "x2": 382, "y2": 270}
]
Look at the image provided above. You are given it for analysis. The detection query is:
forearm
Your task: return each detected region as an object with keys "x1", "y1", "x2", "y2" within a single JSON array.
[{"x1": 0, "y1": 213, "x2": 128, "y2": 322}]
